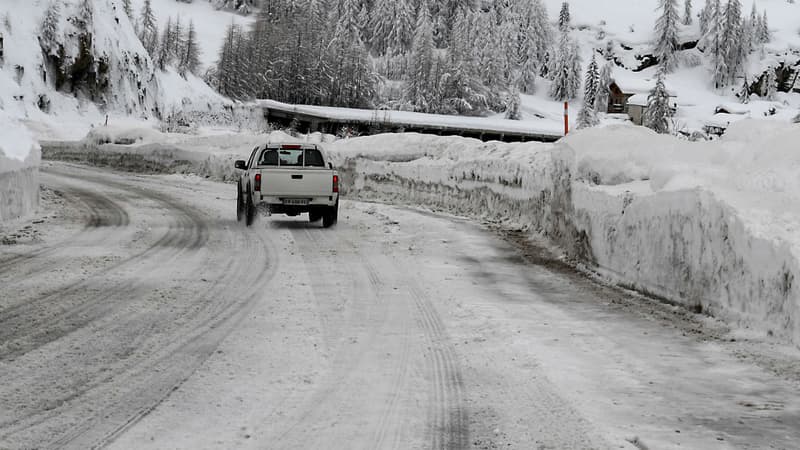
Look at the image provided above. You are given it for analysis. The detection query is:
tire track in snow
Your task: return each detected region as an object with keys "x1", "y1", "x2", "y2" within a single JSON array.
[
  {"x1": 0, "y1": 181, "x2": 129, "y2": 278},
  {"x1": 0, "y1": 166, "x2": 277, "y2": 448}
]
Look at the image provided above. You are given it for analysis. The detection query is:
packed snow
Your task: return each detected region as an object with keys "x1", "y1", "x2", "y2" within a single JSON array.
[
  {"x1": 44, "y1": 117, "x2": 800, "y2": 347},
  {"x1": 320, "y1": 122, "x2": 800, "y2": 346},
  {"x1": 0, "y1": 111, "x2": 40, "y2": 221}
]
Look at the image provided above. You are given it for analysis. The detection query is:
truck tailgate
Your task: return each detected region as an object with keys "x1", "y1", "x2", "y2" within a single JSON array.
[{"x1": 259, "y1": 169, "x2": 333, "y2": 197}]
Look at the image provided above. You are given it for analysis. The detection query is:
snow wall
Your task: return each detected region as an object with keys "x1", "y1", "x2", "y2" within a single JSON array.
[
  {"x1": 0, "y1": 114, "x2": 40, "y2": 222},
  {"x1": 40, "y1": 123, "x2": 800, "y2": 345},
  {"x1": 326, "y1": 125, "x2": 800, "y2": 346}
]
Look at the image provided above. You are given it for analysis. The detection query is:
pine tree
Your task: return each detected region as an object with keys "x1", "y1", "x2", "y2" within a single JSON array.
[
  {"x1": 370, "y1": 0, "x2": 414, "y2": 56},
  {"x1": 576, "y1": 98, "x2": 599, "y2": 129},
  {"x1": 549, "y1": 31, "x2": 581, "y2": 101},
  {"x1": 122, "y1": 0, "x2": 133, "y2": 21},
  {"x1": 504, "y1": 86, "x2": 521, "y2": 120},
  {"x1": 594, "y1": 62, "x2": 613, "y2": 113},
  {"x1": 748, "y1": 2, "x2": 759, "y2": 46},
  {"x1": 738, "y1": 74, "x2": 750, "y2": 103},
  {"x1": 683, "y1": 0, "x2": 693, "y2": 25},
  {"x1": 759, "y1": 10, "x2": 770, "y2": 42},
  {"x1": 699, "y1": 0, "x2": 714, "y2": 35},
  {"x1": 139, "y1": 0, "x2": 158, "y2": 56},
  {"x1": 179, "y1": 20, "x2": 201, "y2": 77},
  {"x1": 558, "y1": 2, "x2": 570, "y2": 32},
  {"x1": 406, "y1": 1, "x2": 436, "y2": 111},
  {"x1": 583, "y1": 53, "x2": 600, "y2": 108},
  {"x1": 654, "y1": 0, "x2": 680, "y2": 72},
  {"x1": 40, "y1": 1, "x2": 61, "y2": 57},
  {"x1": 156, "y1": 17, "x2": 173, "y2": 70},
  {"x1": 721, "y1": 0, "x2": 743, "y2": 83},
  {"x1": 643, "y1": 67, "x2": 671, "y2": 134}
]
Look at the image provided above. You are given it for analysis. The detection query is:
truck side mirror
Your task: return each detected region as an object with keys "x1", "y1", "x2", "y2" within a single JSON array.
[{"x1": 235, "y1": 160, "x2": 247, "y2": 170}]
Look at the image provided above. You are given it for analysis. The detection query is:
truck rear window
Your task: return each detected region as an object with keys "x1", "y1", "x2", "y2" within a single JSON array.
[{"x1": 258, "y1": 148, "x2": 325, "y2": 167}]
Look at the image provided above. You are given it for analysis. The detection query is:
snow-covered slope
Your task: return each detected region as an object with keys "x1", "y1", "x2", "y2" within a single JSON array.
[
  {"x1": 0, "y1": 0, "x2": 228, "y2": 135},
  {"x1": 130, "y1": 0, "x2": 255, "y2": 70},
  {"x1": 515, "y1": 0, "x2": 800, "y2": 133}
]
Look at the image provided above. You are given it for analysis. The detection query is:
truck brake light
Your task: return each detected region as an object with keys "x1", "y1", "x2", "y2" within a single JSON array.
[
  {"x1": 254, "y1": 173, "x2": 261, "y2": 191},
  {"x1": 332, "y1": 174, "x2": 339, "y2": 193}
]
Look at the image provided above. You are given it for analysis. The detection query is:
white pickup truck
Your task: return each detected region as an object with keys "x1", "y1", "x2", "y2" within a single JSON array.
[{"x1": 234, "y1": 143, "x2": 339, "y2": 227}]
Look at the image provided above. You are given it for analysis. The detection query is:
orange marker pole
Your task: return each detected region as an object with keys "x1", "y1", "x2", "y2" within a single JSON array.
[{"x1": 564, "y1": 101, "x2": 569, "y2": 135}]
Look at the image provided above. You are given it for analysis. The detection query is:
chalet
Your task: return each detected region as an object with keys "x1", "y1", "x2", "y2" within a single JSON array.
[
  {"x1": 607, "y1": 79, "x2": 678, "y2": 125},
  {"x1": 625, "y1": 93, "x2": 679, "y2": 125}
]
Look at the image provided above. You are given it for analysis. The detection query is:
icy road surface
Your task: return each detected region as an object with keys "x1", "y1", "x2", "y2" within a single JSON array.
[{"x1": 1, "y1": 163, "x2": 799, "y2": 449}]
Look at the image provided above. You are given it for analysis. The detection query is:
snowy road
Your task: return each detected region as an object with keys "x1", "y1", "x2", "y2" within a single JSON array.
[{"x1": 1, "y1": 163, "x2": 799, "y2": 449}]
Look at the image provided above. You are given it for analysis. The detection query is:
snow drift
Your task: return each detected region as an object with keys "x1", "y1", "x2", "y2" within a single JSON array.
[
  {"x1": 326, "y1": 123, "x2": 800, "y2": 346},
  {"x1": 41, "y1": 121, "x2": 800, "y2": 346},
  {"x1": 0, "y1": 111, "x2": 40, "y2": 222}
]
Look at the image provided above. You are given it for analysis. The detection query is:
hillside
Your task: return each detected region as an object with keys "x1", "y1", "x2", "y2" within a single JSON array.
[
  {"x1": 0, "y1": 0, "x2": 228, "y2": 142},
  {"x1": 526, "y1": 0, "x2": 800, "y2": 133},
  {"x1": 129, "y1": 0, "x2": 255, "y2": 70}
]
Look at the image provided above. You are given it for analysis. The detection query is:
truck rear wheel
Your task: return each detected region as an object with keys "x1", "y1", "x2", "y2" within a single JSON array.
[
  {"x1": 309, "y1": 211, "x2": 322, "y2": 222},
  {"x1": 322, "y1": 202, "x2": 338, "y2": 228},
  {"x1": 236, "y1": 184, "x2": 244, "y2": 222},
  {"x1": 245, "y1": 191, "x2": 256, "y2": 227}
]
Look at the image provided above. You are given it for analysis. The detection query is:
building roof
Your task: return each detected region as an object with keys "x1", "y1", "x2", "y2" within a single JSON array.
[{"x1": 611, "y1": 74, "x2": 678, "y2": 97}]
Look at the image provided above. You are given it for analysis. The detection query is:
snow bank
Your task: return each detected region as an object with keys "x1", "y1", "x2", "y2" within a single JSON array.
[
  {"x1": 43, "y1": 120, "x2": 800, "y2": 345},
  {"x1": 0, "y1": 111, "x2": 40, "y2": 221},
  {"x1": 43, "y1": 128, "x2": 335, "y2": 182},
  {"x1": 327, "y1": 123, "x2": 800, "y2": 346}
]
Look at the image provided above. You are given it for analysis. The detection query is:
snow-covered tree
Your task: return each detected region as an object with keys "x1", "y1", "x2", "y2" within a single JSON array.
[
  {"x1": 765, "y1": 66, "x2": 777, "y2": 100},
  {"x1": 179, "y1": 20, "x2": 201, "y2": 77},
  {"x1": 699, "y1": 0, "x2": 714, "y2": 35},
  {"x1": 39, "y1": 2, "x2": 61, "y2": 57},
  {"x1": 406, "y1": 1, "x2": 436, "y2": 111},
  {"x1": 123, "y1": 0, "x2": 133, "y2": 21},
  {"x1": 643, "y1": 67, "x2": 671, "y2": 134},
  {"x1": 504, "y1": 86, "x2": 521, "y2": 120},
  {"x1": 549, "y1": 31, "x2": 581, "y2": 101},
  {"x1": 139, "y1": 0, "x2": 158, "y2": 56},
  {"x1": 594, "y1": 62, "x2": 613, "y2": 113},
  {"x1": 558, "y1": 1, "x2": 570, "y2": 32},
  {"x1": 583, "y1": 53, "x2": 600, "y2": 108},
  {"x1": 371, "y1": 0, "x2": 415, "y2": 56},
  {"x1": 576, "y1": 98, "x2": 599, "y2": 128},
  {"x1": 721, "y1": 0, "x2": 743, "y2": 83},
  {"x1": 738, "y1": 74, "x2": 750, "y2": 103},
  {"x1": 683, "y1": 0, "x2": 693, "y2": 25},
  {"x1": 759, "y1": 10, "x2": 770, "y2": 43},
  {"x1": 654, "y1": 0, "x2": 680, "y2": 72},
  {"x1": 156, "y1": 16, "x2": 174, "y2": 70}
]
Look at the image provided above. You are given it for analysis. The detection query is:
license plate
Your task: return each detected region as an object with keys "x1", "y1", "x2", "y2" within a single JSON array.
[{"x1": 283, "y1": 198, "x2": 309, "y2": 206}]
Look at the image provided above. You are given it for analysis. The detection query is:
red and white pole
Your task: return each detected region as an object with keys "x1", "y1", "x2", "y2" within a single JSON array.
[{"x1": 564, "y1": 101, "x2": 569, "y2": 136}]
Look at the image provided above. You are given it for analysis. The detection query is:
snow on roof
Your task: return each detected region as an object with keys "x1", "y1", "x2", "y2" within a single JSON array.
[
  {"x1": 704, "y1": 113, "x2": 748, "y2": 129},
  {"x1": 627, "y1": 94, "x2": 648, "y2": 107},
  {"x1": 257, "y1": 100, "x2": 564, "y2": 137},
  {"x1": 612, "y1": 74, "x2": 678, "y2": 97},
  {"x1": 715, "y1": 103, "x2": 750, "y2": 115}
]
